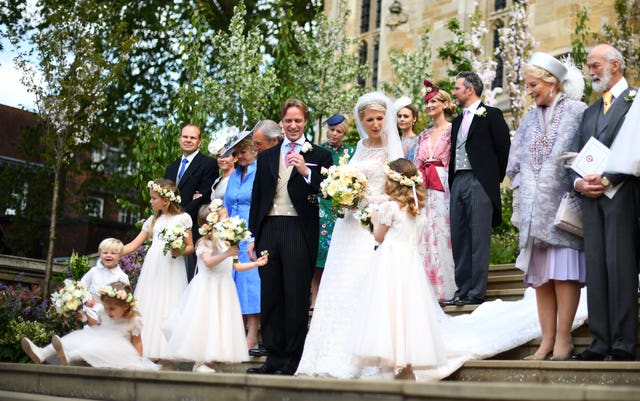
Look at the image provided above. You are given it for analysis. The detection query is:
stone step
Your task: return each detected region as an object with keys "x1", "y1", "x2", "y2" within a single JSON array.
[
  {"x1": 486, "y1": 274, "x2": 527, "y2": 290},
  {"x1": 488, "y1": 263, "x2": 520, "y2": 277},
  {"x1": 0, "y1": 390, "x2": 98, "y2": 401},
  {"x1": 3, "y1": 363, "x2": 640, "y2": 401}
]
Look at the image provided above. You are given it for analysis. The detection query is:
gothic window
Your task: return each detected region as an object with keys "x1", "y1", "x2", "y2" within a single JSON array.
[
  {"x1": 495, "y1": 0, "x2": 507, "y2": 11},
  {"x1": 358, "y1": 41, "x2": 368, "y2": 88},
  {"x1": 492, "y1": 22, "x2": 504, "y2": 89},
  {"x1": 375, "y1": 0, "x2": 382, "y2": 29},
  {"x1": 360, "y1": 0, "x2": 371, "y2": 33},
  {"x1": 373, "y1": 41, "x2": 380, "y2": 89}
]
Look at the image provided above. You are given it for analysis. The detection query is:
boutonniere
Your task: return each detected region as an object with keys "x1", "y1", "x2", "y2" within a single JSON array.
[
  {"x1": 625, "y1": 90, "x2": 636, "y2": 102},
  {"x1": 474, "y1": 107, "x2": 487, "y2": 117},
  {"x1": 301, "y1": 142, "x2": 313, "y2": 153}
]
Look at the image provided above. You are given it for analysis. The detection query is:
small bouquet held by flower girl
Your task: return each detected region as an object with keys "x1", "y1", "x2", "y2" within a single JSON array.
[
  {"x1": 214, "y1": 216, "x2": 252, "y2": 261},
  {"x1": 51, "y1": 279, "x2": 92, "y2": 317},
  {"x1": 353, "y1": 204, "x2": 378, "y2": 233},
  {"x1": 320, "y1": 154, "x2": 368, "y2": 217},
  {"x1": 158, "y1": 223, "x2": 190, "y2": 257}
]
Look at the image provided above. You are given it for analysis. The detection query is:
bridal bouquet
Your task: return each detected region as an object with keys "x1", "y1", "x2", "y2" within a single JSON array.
[
  {"x1": 353, "y1": 204, "x2": 378, "y2": 233},
  {"x1": 50, "y1": 279, "x2": 92, "y2": 317},
  {"x1": 320, "y1": 155, "x2": 368, "y2": 217},
  {"x1": 214, "y1": 216, "x2": 252, "y2": 261},
  {"x1": 158, "y1": 223, "x2": 190, "y2": 257}
]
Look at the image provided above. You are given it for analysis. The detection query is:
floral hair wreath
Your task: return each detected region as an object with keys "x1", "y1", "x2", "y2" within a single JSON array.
[
  {"x1": 147, "y1": 180, "x2": 181, "y2": 204},
  {"x1": 98, "y1": 285, "x2": 137, "y2": 306},
  {"x1": 383, "y1": 163, "x2": 423, "y2": 187},
  {"x1": 198, "y1": 199, "x2": 224, "y2": 236}
]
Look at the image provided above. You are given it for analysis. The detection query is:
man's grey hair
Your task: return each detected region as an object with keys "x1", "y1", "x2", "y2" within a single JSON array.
[
  {"x1": 456, "y1": 71, "x2": 484, "y2": 97},
  {"x1": 253, "y1": 120, "x2": 282, "y2": 140},
  {"x1": 604, "y1": 46, "x2": 626, "y2": 73}
]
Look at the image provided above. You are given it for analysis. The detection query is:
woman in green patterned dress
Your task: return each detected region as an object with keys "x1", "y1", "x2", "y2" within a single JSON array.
[{"x1": 311, "y1": 114, "x2": 356, "y2": 308}]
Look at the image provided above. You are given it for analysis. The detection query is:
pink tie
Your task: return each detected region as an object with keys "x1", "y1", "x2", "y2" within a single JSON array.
[
  {"x1": 285, "y1": 142, "x2": 297, "y2": 167},
  {"x1": 460, "y1": 109, "x2": 472, "y2": 138}
]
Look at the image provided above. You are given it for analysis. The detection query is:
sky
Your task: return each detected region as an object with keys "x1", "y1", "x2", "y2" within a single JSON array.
[{"x1": 0, "y1": 37, "x2": 36, "y2": 111}]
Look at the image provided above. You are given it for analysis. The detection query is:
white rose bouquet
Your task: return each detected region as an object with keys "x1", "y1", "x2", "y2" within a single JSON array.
[
  {"x1": 214, "y1": 216, "x2": 252, "y2": 261},
  {"x1": 353, "y1": 204, "x2": 378, "y2": 233},
  {"x1": 50, "y1": 279, "x2": 92, "y2": 317},
  {"x1": 158, "y1": 223, "x2": 190, "y2": 257},
  {"x1": 320, "y1": 154, "x2": 368, "y2": 217}
]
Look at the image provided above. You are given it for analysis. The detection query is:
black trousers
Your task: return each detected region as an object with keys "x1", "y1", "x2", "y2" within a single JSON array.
[{"x1": 258, "y1": 216, "x2": 313, "y2": 372}]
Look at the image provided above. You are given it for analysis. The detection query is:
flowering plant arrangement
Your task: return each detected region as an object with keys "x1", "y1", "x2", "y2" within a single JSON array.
[
  {"x1": 198, "y1": 199, "x2": 224, "y2": 236},
  {"x1": 353, "y1": 204, "x2": 378, "y2": 232},
  {"x1": 301, "y1": 142, "x2": 313, "y2": 153},
  {"x1": 320, "y1": 154, "x2": 368, "y2": 216},
  {"x1": 98, "y1": 285, "x2": 136, "y2": 306},
  {"x1": 158, "y1": 223, "x2": 190, "y2": 257},
  {"x1": 625, "y1": 90, "x2": 636, "y2": 103},
  {"x1": 214, "y1": 216, "x2": 252, "y2": 261},
  {"x1": 50, "y1": 279, "x2": 92, "y2": 317},
  {"x1": 383, "y1": 163, "x2": 423, "y2": 187},
  {"x1": 147, "y1": 180, "x2": 181, "y2": 204},
  {"x1": 474, "y1": 106, "x2": 487, "y2": 117}
]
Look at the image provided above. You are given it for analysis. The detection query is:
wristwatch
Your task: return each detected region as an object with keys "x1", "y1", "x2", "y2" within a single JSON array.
[{"x1": 600, "y1": 176, "x2": 610, "y2": 187}]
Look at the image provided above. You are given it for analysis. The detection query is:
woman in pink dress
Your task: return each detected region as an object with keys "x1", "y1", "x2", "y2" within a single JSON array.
[{"x1": 414, "y1": 80, "x2": 458, "y2": 301}]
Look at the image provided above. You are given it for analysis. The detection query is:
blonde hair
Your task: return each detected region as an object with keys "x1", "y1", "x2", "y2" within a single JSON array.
[
  {"x1": 98, "y1": 238, "x2": 124, "y2": 255},
  {"x1": 430, "y1": 90, "x2": 457, "y2": 118},
  {"x1": 100, "y1": 281, "x2": 139, "y2": 320},
  {"x1": 357, "y1": 100, "x2": 386, "y2": 120},
  {"x1": 523, "y1": 64, "x2": 562, "y2": 92},
  {"x1": 384, "y1": 158, "x2": 426, "y2": 216},
  {"x1": 196, "y1": 203, "x2": 228, "y2": 250},
  {"x1": 148, "y1": 179, "x2": 183, "y2": 233}
]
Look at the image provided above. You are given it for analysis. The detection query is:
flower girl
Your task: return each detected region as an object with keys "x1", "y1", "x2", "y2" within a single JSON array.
[
  {"x1": 123, "y1": 179, "x2": 193, "y2": 360},
  {"x1": 350, "y1": 158, "x2": 446, "y2": 379},
  {"x1": 163, "y1": 201, "x2": 269, "y2": 372},
  {"x1": 21, "y1": 282, "x2": 158, "y2": 370}
]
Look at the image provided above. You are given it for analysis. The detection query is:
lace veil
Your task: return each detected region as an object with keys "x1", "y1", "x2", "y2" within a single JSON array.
[{"x1": 353, "y1": 91, "x2": 404, "y2": 160}]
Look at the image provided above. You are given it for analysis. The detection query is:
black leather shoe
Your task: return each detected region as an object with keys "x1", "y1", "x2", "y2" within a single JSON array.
[
  {"x1": 607, "y1": 350, "x2": 635, "y2": 361},
  {"x1": 439, "y1": 297, "x2": 459, "y2": 306},
  {"x1": 454, "y1": 297, "x2": 483, "y2": 306},
  {"x1": 249, "y1": 346, "x2": 269, "y2": 357},
  {"x1": 570, "y1": 349, "x2": 606, "y2": 361},
  {"x1": 273, "y1": 369, "x2": 295, "y2": 375},
  {"x1": 246, "y1": 364, "x2": 276, "y2": 374}
]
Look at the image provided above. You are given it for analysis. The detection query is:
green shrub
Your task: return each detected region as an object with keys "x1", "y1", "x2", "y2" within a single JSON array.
[{"x1": 490, "y1": 188, "x2": 519, "y2": 264}]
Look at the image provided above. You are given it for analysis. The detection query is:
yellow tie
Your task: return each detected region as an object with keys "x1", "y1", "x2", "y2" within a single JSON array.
[{"x1": 603, "y1": 91, "x2": 613, "y2": 115}]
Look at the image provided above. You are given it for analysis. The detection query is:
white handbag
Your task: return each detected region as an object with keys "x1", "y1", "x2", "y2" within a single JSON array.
[{"x1": 553, "y1": 191, "x2": 583, "y2": 237}]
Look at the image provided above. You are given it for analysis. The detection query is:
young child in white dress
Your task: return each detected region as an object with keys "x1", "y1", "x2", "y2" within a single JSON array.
[
  {"x1": 123, "y1": 179, "x2": 193, "y2": 360},
  {"x1": 80, "y1": 238, "x2": 130, "y2": 321},
  {"x1": 163, "y1": 200, "x2": 269, "y2": 372},
  {"x1": 351, "y1": 158, "x2": 446, "y2": 380},
  {"x1": 21, "y1": 282, "x2": 158, "y2": 370}
]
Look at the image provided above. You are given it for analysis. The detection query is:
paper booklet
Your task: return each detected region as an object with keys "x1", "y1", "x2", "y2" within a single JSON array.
[{"x1": 571, "y1": 136, "x2": 621, "y2": 199}]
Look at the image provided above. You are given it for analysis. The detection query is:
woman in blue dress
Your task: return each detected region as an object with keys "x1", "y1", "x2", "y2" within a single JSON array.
[{"x1": 222, "y1": 132, "x2": 260, "y2": 351}]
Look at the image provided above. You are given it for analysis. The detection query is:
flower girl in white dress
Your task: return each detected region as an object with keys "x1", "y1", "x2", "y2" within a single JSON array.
[
  {"x1": 163, "y1": 201, "x2": 269, "y2": 372},
  {"x1": 350, "y1": 158, "x2": 446, "y2": 379},
  {"x1": 21, "y1": 282, "x2": 158, "y2": 370},
  {"x1": 123, "y1": 179, "x2": 194, "y2": 360}
]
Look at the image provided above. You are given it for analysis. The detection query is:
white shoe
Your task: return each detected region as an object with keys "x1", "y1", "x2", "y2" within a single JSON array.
[
  {"x1": 193, "y1": 362, "x2": 216, "y2": 373},
  {"x1": 21, "y1": 337, "x2": 46, "y2": 364},
  {"x1": 51, "y1": 335, "x2": 68, "y2": 365}
]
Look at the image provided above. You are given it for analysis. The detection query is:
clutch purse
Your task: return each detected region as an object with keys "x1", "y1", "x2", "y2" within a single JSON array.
[{"x1": 553, "y1": 191, "x2": 583, "y2": 237}]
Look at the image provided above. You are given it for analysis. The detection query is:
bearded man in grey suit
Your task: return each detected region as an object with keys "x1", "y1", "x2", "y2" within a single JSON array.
[{"x1": 570, "y1": 44, "x2": 639, "y2": 361}]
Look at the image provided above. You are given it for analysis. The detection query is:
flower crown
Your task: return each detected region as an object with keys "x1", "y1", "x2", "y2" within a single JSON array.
[
  {"x1": 383, "y1": 163, "x2": 423, "y2": 187},
  {"x1": 98, "y1": 285, "x2": 136, "y2": 305},
  {"x1": 147, "y1": 180, "x2": 181, "y2": 204},
  {"x1": 199, "y1": 199, "x2": 224, "y2": 236}
]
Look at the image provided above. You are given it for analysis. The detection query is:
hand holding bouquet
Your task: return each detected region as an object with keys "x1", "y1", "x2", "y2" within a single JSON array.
[
  {"x1": 214, "y1": 216, "x2": 252, "y2": 262},
  {"x1": 158, "y1": 223, "x2": 190, "y2": 258},
  {"x1": 51, "y1": 279, "x2": 92, "y2": 318},
  {"x1": 320, "y1": 155, "x2": 368, "y2": 217},
  {"x1": 353, "y1": 204, "x2": 378, "y2": 233}
]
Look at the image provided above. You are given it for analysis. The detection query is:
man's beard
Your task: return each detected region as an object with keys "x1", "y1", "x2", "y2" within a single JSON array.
[{"x1": 591, "y1": 67, "x2": 613, "y2": 93}]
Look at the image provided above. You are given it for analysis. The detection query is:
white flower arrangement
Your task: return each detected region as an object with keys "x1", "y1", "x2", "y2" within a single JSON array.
[
  {"x1": 198, "y1": 199, "x2": 224, "y2": 236},
  {"x1": 147, "y1": 181, "x2": 181, "y2": 204},
  {"x1": 474, "y1": 106, "x2": 488, "y2": 117},
  {"x1": 320, "y1": 154, "x2": 368, "y2": 215},
  {"x1": 158, "y1": 223, "x2": 190, "y2": 257},
  {"x1": 208, "y1": 126, "x2": 240, "y2": 155},
  {"x1": 353, "y1": 204, "x2": 378, "y2": 233},
  {"x1": 98, "y1": 285, "x2": 136, "y2": 306},
  {"x1": 214, "y1": 216, "x2": 252, "y2": 261},
  {"x1": 383, "y1": 163, "x2": 423, "y2": 187},
  {"x1": 301, "y1": 142, "x2": 313, "y2": 153},
  {"x1": 625, "y1": 90, "x2": 637, "y2": 103},
  {"x1": 50, "y1": 279, "x2": 92, "y2": 317}
]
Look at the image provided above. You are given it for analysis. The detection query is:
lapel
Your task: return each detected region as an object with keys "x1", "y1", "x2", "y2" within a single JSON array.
[
  {"x1": 600, "y1": 87, "x2": 634, "y2": 146},
  {"x1": 466, "y1": 102, "x2": 484, "y2": 140},
  {"x1": 451, "y1": 114, "x2": 462, "y2": 149},
  {"x1": 268, "y1": 142, "x2": 282, "y2": 182},
  {"x1": 178, "y1": 153, "x2": 199, "y2": 189}
]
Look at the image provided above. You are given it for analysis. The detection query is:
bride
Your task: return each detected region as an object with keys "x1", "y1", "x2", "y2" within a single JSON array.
[{"x1": 296, "y1": 91, "x2": 404, "y2": 378}]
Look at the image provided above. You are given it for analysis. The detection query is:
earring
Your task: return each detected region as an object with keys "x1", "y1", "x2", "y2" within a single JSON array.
[{"x1": 549, "y1": 89, "x2": 554, "y2": 97}]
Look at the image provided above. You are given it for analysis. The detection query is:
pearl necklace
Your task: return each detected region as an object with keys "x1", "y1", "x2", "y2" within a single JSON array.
[{"x1": 528, "y1": 99, "x2": 564, "y2": 171}]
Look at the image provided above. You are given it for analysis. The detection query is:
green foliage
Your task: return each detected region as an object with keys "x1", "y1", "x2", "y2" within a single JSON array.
[
  {"x1": 0, "y1": 316, "x2": 54, "y2": 362},
  {"x1": 436, "y1": 19, "x2": 473, "y2": 80},
  {"x1": 571, "y1": 5, "x2": 594, "y2": 103},
  {"x1": 383, "y1": 28, "x2": 432, "y2": 105},
  {"x1": 66, "y1": 251, "x2": 92, "y2": 281},
  {"x1": 490, "y1": 189, "x2": 519, "y2": 264},
  {"x1": 598, "y1": 0, "x2": 640, "y2": 81}
]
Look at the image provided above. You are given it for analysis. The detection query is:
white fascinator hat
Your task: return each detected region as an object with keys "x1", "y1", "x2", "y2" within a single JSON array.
[{"x1": 528, "y1": 52, "x2": 585, "y2": 101}]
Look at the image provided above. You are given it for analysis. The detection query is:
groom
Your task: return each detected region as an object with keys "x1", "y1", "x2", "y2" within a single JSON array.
[{"x1": 247, "y1": 99, "x2": 332, "y2": 375}]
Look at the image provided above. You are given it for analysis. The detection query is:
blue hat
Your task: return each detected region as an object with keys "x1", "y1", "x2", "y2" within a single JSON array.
[
  {"x1": 220, "y1": 129, "x2": 252, "y2": 157},
  {"x1": 324, "y1": 114, "x2": 346, "y2": 126}
]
